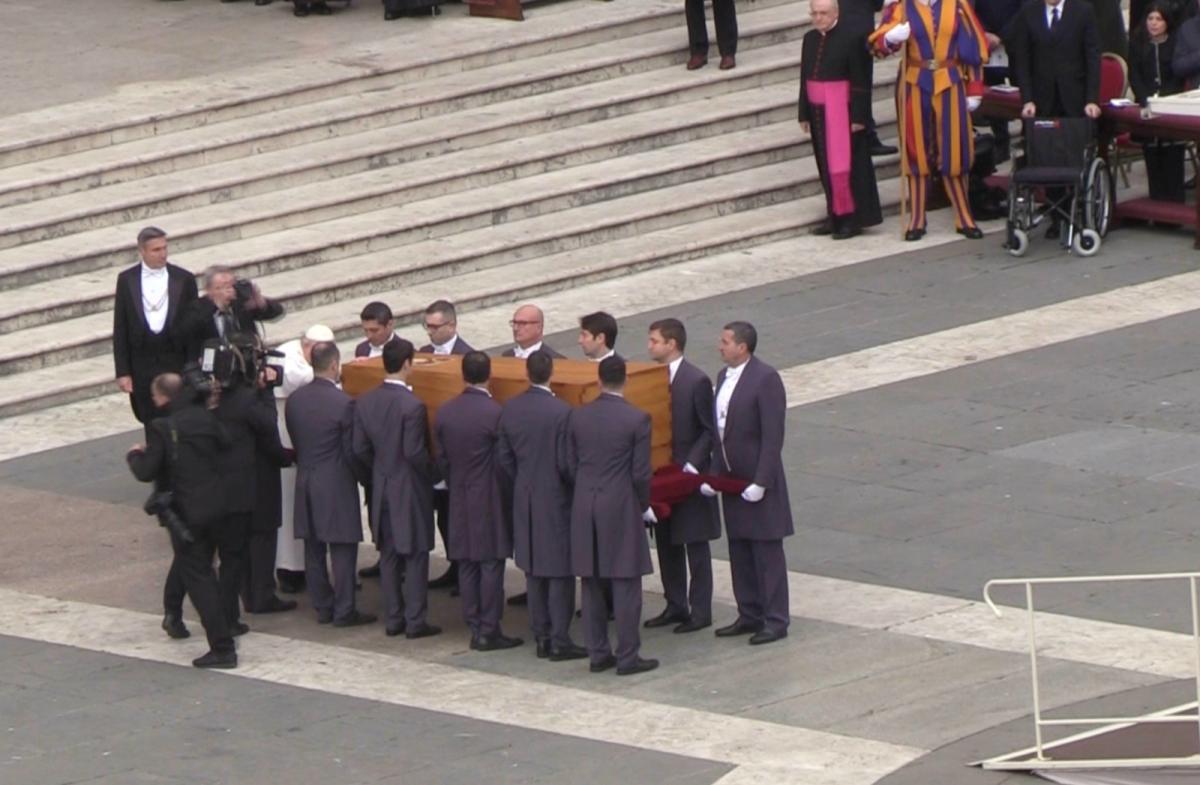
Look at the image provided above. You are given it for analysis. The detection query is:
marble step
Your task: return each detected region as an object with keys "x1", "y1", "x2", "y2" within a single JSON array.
[
  {"x1": 0, "y1": 182, "x2": 902, "y2": 418},
  {"x1": 0, "y1": 1, "x2": 806, "y2": 210},
  {"x1": 0, "y1": 56, "x2": 803, "y2": 248}
]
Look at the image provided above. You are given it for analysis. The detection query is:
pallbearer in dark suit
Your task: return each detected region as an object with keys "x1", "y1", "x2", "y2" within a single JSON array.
[
  {"x1": 799, "y1": 0, "x2": 884, "y2": 240},
  {"x1": 685, "y1": 0, "x2": 739, "y2": 70},
  {"x1": 285, "y1": 342, "x2": 376, "y2": 628},
  {"x1": 353, "y1": 340, "x2": 443, "y2": 640},
  {"x1": 113, "y1": 226, "x2": 198, "y2": 430},
  {"x1": 497, "y1": 352, "x2": 588, "y2": 661},
  {"x1": 420, "y1": 299, "x2": 475, "y2": 591},
  {"x1": 566, "y1": 357, "x2": 659, "y2": 676},
  {"x1": 502, "y1": 304, "x2": 566, "y2": 359},
  {"x1": 645, "y1": 319, "x2": 720, "y2": 634},
  {"x1": 434, "y1": 352, "x2": 522, "y2": 651},
  {"x1": 705, "y1": 322, "x2": 793, "y2": 646},
  {"x1": 354, "y1": 301, "x2": 401, "y2": 360}
]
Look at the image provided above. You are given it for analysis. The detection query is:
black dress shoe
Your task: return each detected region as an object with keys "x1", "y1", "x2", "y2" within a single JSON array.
[
  {"x1": 250, "y1": 597, "x2": 297, "y2": 614},
  {"x1": 673, "y1": 619, "x2": 712, "y2": 634},
  {"x1": 317, "y1": 610, "x2": 333, "y2": 624},
  {"x1": 276, "y1": 570, "x2": 305, "y2": 594},
  {"x1": 358, "y1": 560, "x2": 381, "y2": 579},
  {"x1": 162, "y1": 613, "x2": 190, "y2": 640},
  {"x1": 589, "y1": 654, "x2": 618, "y2": 673},
  {"x1": 192, "y1": 651, "x2": 238, "y2": 670},
  {"x1": 312, "y1": 2, "x2": 333, "y2": 14},
  {"x1": 293, "y1": 5, "x2": 310, "y2": 15},
  {"x1": 230, "y1": 622, "x2": 251, "y2": 637},
  {"x1": 643, "y1": 609, "x2": 689, "y2": 629},
  {"x1": 384, "y1": 10, "x2": 401, "y2": 19},
  {"x1": 904, "y1": 228, "x2": 926, "y2": 242},
  {"x1": 810, "y1": 220, "x2": 834, "y2": 236},
  {"x1": 385, "y1": 623, "x2": 407, "y2": 637},
  {"x1": 617, "y1": 657, "x2": 660, "y2": 676},
  {"x1": 333, "y1": 611, "x2": 377, "y2": 628},
  {"x1": 715, "y1": 620, "x2": 763, "y2": 637},
  {"x1": 255, "y1": 0, "x2": 273, "y2": 5},
  {"x1": 832, "y1": 221, "x2": 861, "y2": 240},
  {"x1": 958, "y1": 226, "x2": 984, "y2": 239},
  {"x1": 507, "y1": 592, "x2": 528, "y2": 607},
  {"x1": 428, "y1": 568, "x2": 458, "y2": 589},
  {"x1": 476, "y1": 633, "x2": 524, "y2": 651},
  {"x1": 549, "y1": 643, "x2": 589, "y2": 662},
  {"x1": 536, "y1": 638, "x2": 551, "y2": 659},
  {"x1": 870, "y1": 141, "x2": 899, "y2": 156},
  {"x1": 749, "y1": 629, "x2": 789, "y2": 646},
  {"x1": 405, "y1": 623, "x2": 442, "y2": 640}
]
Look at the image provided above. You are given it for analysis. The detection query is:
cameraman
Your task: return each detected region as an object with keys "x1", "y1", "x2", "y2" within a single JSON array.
[
  {"x1": 127, "y1": 373, "x2": 238, "y2": 669},
  {"x1": 181, "y1": 265, "x2": 284, "y2": 361}
]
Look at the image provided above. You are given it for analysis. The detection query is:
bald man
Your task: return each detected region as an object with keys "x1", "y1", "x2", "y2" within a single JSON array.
[{"x1": 502, "y1": 305, "x2": 565, "y2": 360}]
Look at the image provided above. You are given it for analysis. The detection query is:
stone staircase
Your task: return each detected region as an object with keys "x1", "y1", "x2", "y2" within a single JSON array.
[{"x1": 0, "y1": 0, "x2": 900, "y2": 418}]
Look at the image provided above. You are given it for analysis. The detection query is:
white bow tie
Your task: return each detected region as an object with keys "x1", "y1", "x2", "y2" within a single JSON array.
[{"x1": 143, "y1": 267, "x2": 166, "y2": 278}]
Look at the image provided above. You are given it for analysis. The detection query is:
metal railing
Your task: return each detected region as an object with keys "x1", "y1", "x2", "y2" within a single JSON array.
[{"x1": 982, "y1": 571, "x2": 1200, "y2": 766}]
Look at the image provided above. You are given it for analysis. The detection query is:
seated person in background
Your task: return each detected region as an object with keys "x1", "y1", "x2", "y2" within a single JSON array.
[
  {"x1": 1172, "y1": 0, "x2": 1200, "y2": 88},
  {"x1": 1130, "y1": 2, "x2": 1188, "y2": 202}
]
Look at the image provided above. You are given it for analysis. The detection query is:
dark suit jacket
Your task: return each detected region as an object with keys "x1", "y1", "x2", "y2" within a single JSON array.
[
  {"x1": 712, "y1": 356, "x2": 794, "y2": 542},
  {"x1": 433, "y1": 387, "x2": 511, "y2": 562},
  {"x1": 354, "y1": 333, "x2": 402, "y2": 359},
  {"x1": 127, "y1": 400, "x2": 230, "y2": 528},
  {"x1": 179, "y1": 295, "x2": 285, "y2": 361},
  {"x1": 564, "y1": 393, "x2": 653, "y2": 579},
  {"x1": 352, "y1": 381, "x2": 437, "y2": 555},
  {"x1": 1006, "y1": 0, "x2": 1101, "y2": 116},
  {"x1": 418, "y1": 335, "x2": 474, "y2": 355},
  {"x1": 496, "y1": 387, "x2": 573, "y2": 577},
  {"x1": 665, "y1": 359, "x2": 721, "y2": 545},
  {"x1": 253, "y1": 390, "x2": 287, "y2": 532},
  {"x1": 285, "y1": 378, "x2": 363, "y2": 544},
  {"x1": 112, "y1": 263, "x2": 198, "y2": 423},
  {"x1": 215, "y1": 383, "x2": 289, "y2": 516},
  {"x1": 501, "y1": 343, "x2": 565, "y2": 359}
]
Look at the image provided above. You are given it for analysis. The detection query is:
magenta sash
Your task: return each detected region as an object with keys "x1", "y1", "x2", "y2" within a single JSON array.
[{"x1": 806, "y1": 79, "x2": 855, "y2": 216}]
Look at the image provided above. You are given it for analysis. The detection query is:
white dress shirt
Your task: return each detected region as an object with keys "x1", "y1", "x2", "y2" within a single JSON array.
[
  {"x1": 590, "y1": 348, "x2": 616, "y2": 363},
  {"x1": 533, "y1": 383, "x2": 554, "y2": 395},
  {"x1": 430, "y1": 335, "x2": 459, "y2": 355},
  {"x1": 1045, "y1": 0, "x2": 1064, "y2": 29},
  {"x1": 368, "y1": 333, "x2": 396, "y2": 359},
  {"x1": 140, "y1": 263, "x2": 169, "y2": 334},
  {"x1": 512, "y1": 341, "x2": 544, "y2": 359},
  {"x1": 668, "y1": 356, "x2": 684, "y2": 385},
  {"x1": 715, "y1": 359, "x2": 749, "y2": 440},
  {"x1": 383, "y1": 378, "x2": 412, "y2": 390}
]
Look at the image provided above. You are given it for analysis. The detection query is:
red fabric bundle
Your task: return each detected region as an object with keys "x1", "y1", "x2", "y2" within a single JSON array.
[{"x1": 649, "y1": 464, "x2": 749, "y2": 521}]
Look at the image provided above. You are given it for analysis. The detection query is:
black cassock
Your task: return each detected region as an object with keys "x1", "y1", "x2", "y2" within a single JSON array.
[{"x1": 797, "y1": 24, "x2": 882, "y2": 228}]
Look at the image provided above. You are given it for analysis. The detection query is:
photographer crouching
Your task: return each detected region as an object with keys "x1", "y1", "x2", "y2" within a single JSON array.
[{"x1": 127, "y1": 373, "x2": 238, "y2": 669}]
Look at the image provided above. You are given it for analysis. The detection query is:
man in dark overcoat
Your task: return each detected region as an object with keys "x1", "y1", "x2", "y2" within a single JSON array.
[
  {"x1": 645, "y1": 319, "x2": 720, "y2": 634},
  {"x1": 497, "y1": 351, "x2": 587, "y2": 661},
  {"x1": 704, "y1": 322, "x2": 793, "y2": 645},
  {"x1": 352, "y1": 339, "x2": 442, "y2": 640},
  {"x1": 434, "y1": 351, "x2": 522, "y2": 651},
  {"x1": 565, "y1": 357, "x2": 659, "y2": 676},
  {"x1": 285, "y1": 342, "x2": 375, "y2": 628}
]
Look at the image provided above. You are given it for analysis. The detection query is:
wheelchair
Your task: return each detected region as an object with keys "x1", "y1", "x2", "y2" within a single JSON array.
[{"x1": 1005, "y1": 118, "x2": 1113, "y2": 257}]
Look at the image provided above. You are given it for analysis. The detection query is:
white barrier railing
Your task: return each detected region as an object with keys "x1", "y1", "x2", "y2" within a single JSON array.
[{"x1": 982, "y1": 572, "x2": 1200, "y2": 766}]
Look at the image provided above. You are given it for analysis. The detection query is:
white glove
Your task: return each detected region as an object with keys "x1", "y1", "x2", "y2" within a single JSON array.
[
  {"x1": 643, "y1": 507, "x2": 658, "y2": 524},
  {"x1": 433, "y1": 480, "x2": 447, "y2": 491},
  {"x1": 884, "y1": 22, "x2": 911, "y2": 45},
  {"x1": 966, "y1": 96, "x2": 982, "y2": 112},
  {"x1": 741, "y1": 484, "x2": 765, "y2": 503},
  {"x1": 699, "y1": 483, "x2": 718, "y2": 498},
  {"x1": 682, "y1": 463, "x2": 699, "y2": 475}
]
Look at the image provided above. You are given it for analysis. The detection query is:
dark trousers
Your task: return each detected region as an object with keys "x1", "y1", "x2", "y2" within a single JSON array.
[
  {"x1": 433, "y1": 489, "x2": 456, "y2": 579},
  {"x1": 1143, "y1": 142, "x2": 1186, "y2": 203},
  {"x1": 164, "y1": 513, "x2": 247, "y2": 627},
  {"x1": 378, "y1": 521, "x2": 431, "y2": 630},
  {"x1": 240, "y1": 526, "x2": 280, "y2": 612},
  {"x1": 685, "y1": 0, "x2": 737, "y2": 56},
  {"x1": 166, "y1": 528, "x2": 234, "y2": 654},
  {"x1": 728, "y1": 538, "x2": 789, "y2": 634},
  {"x1": 654, "y1": 532, "x2": 713, "y2": 625},
  {"x1": 526, "y1": 575, "x2": 576, "y2": 648},
  {"x1": 305, "y1": 540, "x2": 359, "y2": 621},
  {"x1": 459, "y1": 559, "x2": 505, "y2": 640},
  {"x1": 582, "y1": 576, "x2": 642, "y2": 669}
]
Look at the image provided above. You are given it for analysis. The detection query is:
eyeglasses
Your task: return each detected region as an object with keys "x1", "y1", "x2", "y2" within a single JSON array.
[{"x1": 509, "y1": 320, "x2": 541, "y2": 327}]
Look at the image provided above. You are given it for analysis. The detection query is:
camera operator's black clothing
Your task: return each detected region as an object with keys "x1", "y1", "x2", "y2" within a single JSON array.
[
  {"x1": 127, "y1": 401, "x2": 234, "y2": 655},
  {"x1": 180, "y1": 294, "x2": 285, "y2": 361}
]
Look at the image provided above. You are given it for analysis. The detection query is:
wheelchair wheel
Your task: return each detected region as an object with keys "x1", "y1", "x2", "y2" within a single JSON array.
[
  {"x1": 1007, "y1": 227, "x2": 1029, "y2": 257},
  {"x1": 1083, "y1": 158, "x2": 1112, "y2": 238},
  {"x1": 1071, "y1": 228, "x2": 1101, "y2": 257}
]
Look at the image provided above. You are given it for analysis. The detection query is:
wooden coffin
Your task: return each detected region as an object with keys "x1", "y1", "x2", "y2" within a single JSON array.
[
  {"x1": 466, "y1": 0, "x2": 524, "y2": 21},
  {"x1": 342, "y1": 354, "x2": 673, "y2": 468}
]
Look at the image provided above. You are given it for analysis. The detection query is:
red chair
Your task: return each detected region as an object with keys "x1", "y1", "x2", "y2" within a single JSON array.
[{"x1": 1098, "y1": 53, "x2": 1143, "y2": 188}]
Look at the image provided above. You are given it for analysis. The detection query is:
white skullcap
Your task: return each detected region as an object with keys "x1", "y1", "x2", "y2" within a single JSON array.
[{"x1": 304, "y1": 324, "x2": 335, "y2": 342}]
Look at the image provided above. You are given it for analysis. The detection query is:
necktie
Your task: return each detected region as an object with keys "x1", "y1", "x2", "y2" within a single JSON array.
[{"x1": 1050, "y1": 6, "x2": 1060, "y2": 31}]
